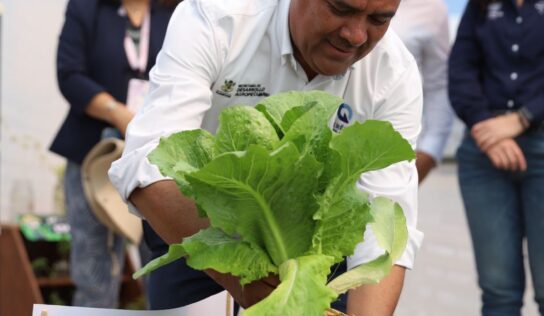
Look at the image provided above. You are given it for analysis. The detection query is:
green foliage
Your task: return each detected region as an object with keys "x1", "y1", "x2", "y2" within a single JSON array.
[
  {"x1": 137, "y1": 91, "x2": 414, "y2": 315},
  {"x1": 31, "y1": 257, "x2": 49, "y2": 277}
]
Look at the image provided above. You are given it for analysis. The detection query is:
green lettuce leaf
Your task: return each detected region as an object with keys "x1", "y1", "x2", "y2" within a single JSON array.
[
  {"x1": 280, "y1": 102, "x2": 338, "y2": 161},
  {"x1": 326, "y1": 255, "x2": 392, "y2": 295},
  {"x1": 311, "y1": 120, "x2": 414, "y2": 261},
  {"x1": 327, "y1": 197, "x2": 408, "y2": 295},
  {"x1": 183, "y1": 227, "x2": 277, "y2": 285},
  {"x1": 279, "y1": 101, "x2": 341, "y2": 192},
  {"x1": 310, "y1": 177, "x2": 372, "y2": 262},
  {"x1": 245, "y1": 255, "x2": 338, "y2": 316},
  {"x1": 148, "y1": 129, "x2": 216, "y2": 196},
  {"x1": 132, "y1": 244, "x2": 187, "y2": 279},
  {"x1": 215, "y1": 106, "x2": 280, "y2": 153},
  {"x1": 330, "y1": 120, "x2": 415, "y2": 177},
  {"x1": 370, "y1": 197, "x2": 408, "y2": 263},
  {"x1": 186, "y1": 143, "x2": 322, "y2": 266},
  {"x1": 256, "y1": 91, "x2": 343, "y2": 136},
  {"x1": 139, "y1": 91, "x2": 415, "y2": 315}
]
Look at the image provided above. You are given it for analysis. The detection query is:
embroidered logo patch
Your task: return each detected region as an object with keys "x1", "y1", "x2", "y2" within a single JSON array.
[
  {"x1": 216, "y1": 79, "x2": 236, "y2": 98},
  {"x1": 487, "y1": 2, "x2": 504, "y2": 20},
  {"x1": 235, "y1": 84, "x2": 270, "y2": 97},
  {"x1": 332, "y1": 103, "x2": 353, "y2": 133}
]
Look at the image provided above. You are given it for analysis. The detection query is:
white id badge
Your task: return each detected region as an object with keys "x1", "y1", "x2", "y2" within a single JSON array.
[{"x1": 126, "y1": 78, "x2": 150, "y2": 114}]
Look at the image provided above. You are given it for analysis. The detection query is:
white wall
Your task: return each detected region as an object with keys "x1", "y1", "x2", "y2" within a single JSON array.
[{"x1": 1, "y1": 0, "x2": 69, "y2": 222}]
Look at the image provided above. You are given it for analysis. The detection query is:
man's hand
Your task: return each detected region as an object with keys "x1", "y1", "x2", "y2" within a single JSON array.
[
  {"x1": 346, "y1": 265, "x2": 405, "y2": 316},
  {"x1": 471, "y1": 113, "x2": 525, "y2": 151},
  {"x1": 485, "y1": 138, "x2": 527, "y2": 172},
  {"x1": 415, "y1": 151, "x2": 437, "y2": 184},
  {"x1": 207, "y1": 271, "x2": 279, "y2": 308},
  {"x1": 241, "y1": 274, "x2": 280, "y2": 307},
  {"x1": 130, "y1": 181, "x2": 278, "y2": 307}
]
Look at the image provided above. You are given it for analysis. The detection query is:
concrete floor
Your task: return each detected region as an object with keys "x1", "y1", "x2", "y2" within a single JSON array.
[{"x1": 395, "y1": 163, "x2": 539, "y2": 316}]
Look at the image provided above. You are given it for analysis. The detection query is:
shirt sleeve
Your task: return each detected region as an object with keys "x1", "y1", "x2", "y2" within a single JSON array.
[
  {"x1": 108, "y1": 0, "x2": 222, "y2": 214},
  {"x1": 347, "y1": 61, "x2": 424, "y2": 270},
  {"x1": 57, "y1": 0, "x2": 106, "y2": 115},
  {"x1": 417, "y1": 2, "x2": 454, "y2": 162},
  {"x1": 448, "y1": 2, "x2": 493, "y2": 128},
  {"x1": 522, "y1": 94, "x2": 544, "y2": 127}
]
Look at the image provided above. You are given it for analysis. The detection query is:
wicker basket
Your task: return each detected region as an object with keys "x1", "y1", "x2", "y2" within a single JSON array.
[{"x1": 324, "y1": 308, "x2": 350, "y2": 316}]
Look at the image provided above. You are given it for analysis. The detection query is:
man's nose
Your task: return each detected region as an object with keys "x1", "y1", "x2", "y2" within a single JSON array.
[{"x1": 339, "y1": 18, "x2": 368, "y2": 48}]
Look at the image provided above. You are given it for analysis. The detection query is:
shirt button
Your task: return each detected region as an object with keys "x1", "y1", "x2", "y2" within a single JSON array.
[
  {"x1": 510, "y1": 72, "x2": 518, "y2": 80},
  {"x1": 516, "y1": 16, "x2": 523, "y2": 24},
  {"x1": 512, "y1": 44, "x2": 519, "y2": 52},
  {"x1": 507, "y1": 100, "x2": 515, "y2": 108}
]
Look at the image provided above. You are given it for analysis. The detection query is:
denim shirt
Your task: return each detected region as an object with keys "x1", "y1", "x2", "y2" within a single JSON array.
[{"x1": 449, "y1": 0, "x2": 544, "y2": 128}]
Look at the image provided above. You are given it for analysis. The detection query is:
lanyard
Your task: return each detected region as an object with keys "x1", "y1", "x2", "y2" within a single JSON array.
[{"x1": 124, "y1": 9, "x2": 150, "y2": 74}]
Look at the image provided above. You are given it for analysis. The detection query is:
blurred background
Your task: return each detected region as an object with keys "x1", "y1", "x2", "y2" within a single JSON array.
[
  {"x1": 0, "y1": 0, "x2": 540, "y2": 315},
  {"x1": 0, "y1": 0, "x2": 469, "y2": 224}
]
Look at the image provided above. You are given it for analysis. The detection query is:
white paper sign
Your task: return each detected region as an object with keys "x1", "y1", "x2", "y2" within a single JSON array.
[{"x1": 33, "y1": 291, "x2": 230, "y2": 316}]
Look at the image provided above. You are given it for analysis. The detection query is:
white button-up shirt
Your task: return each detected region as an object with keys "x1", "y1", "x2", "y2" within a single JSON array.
[
  {"x1": 391, "y1": 0, "x2": 453, "y2": 162},
  {"x1": 109, "y1": 0, "x2": 424, "y2": 269}
]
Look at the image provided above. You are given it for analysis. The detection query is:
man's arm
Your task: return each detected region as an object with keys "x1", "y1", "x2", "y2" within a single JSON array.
[
  {"x1": 346, "y1": 265, "x2": 405, "y2": 316},
  {"x1": 129, "y1": 181, "x2": 242, "y2": 300},
  {"x1": 130, "y1": 180, "x2": 278, "y2": 307},
  {"x1": 415, "y1": 151, "x2": 436, "y2": 183},
  {"x1": 129, "y1": 180, "x2": 208, "y2": 244},
  {"x1": 416, "y1": 0, "x2": 452, "y2": 183}
]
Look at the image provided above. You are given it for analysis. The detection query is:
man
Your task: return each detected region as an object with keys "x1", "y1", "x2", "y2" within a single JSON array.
[
  {"x1": 109, "y1": 0, "x2": 424, "y2": 314},
  {"x1": 391, "y1": 0, "x2": 454, "y2": 183}
]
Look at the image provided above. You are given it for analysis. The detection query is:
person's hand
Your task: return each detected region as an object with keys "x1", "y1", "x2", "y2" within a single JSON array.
[
  {"x1": 485, "y1": 138, "x2": 527, "y2": 172},
  {"x1": 205, "y1": 269, "x2": 279, "y2": 308},
  {"x1": 240, "y1": 274, "x2": 280, "y2": 307},
  {"x1": 415, "y1": 151, "x2": 437, "y2": 184},
  {"x1": 109, "y1": 104, "x2": 134, "y2": 137},
  {"x1": 471, "y1": 113, "x2": 526, "y2": 151}
]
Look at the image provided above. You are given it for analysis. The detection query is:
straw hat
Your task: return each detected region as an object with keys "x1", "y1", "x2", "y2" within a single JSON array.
[{"x1": 81, "y1": 138, "x2": 142, "y2": 244}]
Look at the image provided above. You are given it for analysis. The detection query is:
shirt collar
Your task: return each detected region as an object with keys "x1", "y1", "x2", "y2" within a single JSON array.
[{"x1": 275, "y1": 0, "x2": 296, "y2": 69}]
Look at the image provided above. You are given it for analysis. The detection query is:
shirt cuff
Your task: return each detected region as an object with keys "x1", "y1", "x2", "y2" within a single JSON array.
[
  {"x1": 108, "y1": 143, "x2": 170, "y2": 219},
  {"x1": 522, "y1": 95, "x2": 544, "y2": 127},
  {"x1": 417, "y1": 134, "x2": 447, "y2": 163}
]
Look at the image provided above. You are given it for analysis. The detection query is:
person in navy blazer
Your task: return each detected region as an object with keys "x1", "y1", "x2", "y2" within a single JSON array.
[
  {"x1": 450, "y1": 0, "x2": 544, "y2": 315},
  {"x1": 50, "y1": 0, "x2": 178, "y2": 307}
]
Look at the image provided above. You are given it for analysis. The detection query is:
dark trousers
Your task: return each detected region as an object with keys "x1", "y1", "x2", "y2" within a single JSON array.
[
  {"x1": 457, "y1": 131, "x2": 544, "y2": 316},
  {"x1": 143, "y1": 221, "x2": 348, "y2": 312}
]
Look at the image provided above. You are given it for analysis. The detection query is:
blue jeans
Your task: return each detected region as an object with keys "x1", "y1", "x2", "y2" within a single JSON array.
[
  {"x1": 457, "y1": 131, "x2": 544, "y2": 316},
  {"x1": 65, "y1": 161, "x2": 125, "y2": 307}
]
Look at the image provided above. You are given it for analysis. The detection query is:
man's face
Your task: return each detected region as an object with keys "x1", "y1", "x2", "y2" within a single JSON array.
[{"x1": 289, "y1": 0, "x2": 400, "y2": 79}]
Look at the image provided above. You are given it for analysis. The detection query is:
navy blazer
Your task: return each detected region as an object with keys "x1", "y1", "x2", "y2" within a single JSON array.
[
  {"x1": 50, "y1": 0, "x2": 176, "y2": 164},
  {"x1": 449, "y1": 0, "x2": 544, "y2": 129}
]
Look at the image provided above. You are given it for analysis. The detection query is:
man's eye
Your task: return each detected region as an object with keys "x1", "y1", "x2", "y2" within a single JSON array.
[
  {"x1": 369, "y1": 16, "x2": 388, "y2": 26},
  {"x1": 327, "y1": 3, "x2": 351, "y2": 16}
]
